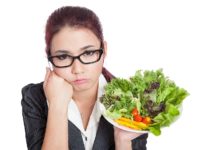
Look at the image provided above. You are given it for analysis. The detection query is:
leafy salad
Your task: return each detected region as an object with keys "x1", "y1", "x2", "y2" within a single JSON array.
[{"x1": 100, "y1": 69, "x2": 189, "y2": 136}]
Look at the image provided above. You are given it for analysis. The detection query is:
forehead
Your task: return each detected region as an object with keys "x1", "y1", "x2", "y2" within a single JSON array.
[{"x1": 50, "y1": 27, "x2": 100, "y2": 54}]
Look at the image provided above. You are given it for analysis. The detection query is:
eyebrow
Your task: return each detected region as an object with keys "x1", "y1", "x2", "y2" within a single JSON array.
[
  {"x1": 80, "y1": 45, "x2": 95, "y2": 50},
  {"x1": 54, "y1": 45, "x2": 96, "y2": 55}
]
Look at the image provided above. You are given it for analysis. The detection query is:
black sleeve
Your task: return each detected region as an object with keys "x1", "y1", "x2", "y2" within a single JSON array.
[
  {"x1": 21, "y1": 83, "x2": 48, "y2": 150},
  {"x1": 131, "y1": 133, "x2": 148, "y2": 150}
]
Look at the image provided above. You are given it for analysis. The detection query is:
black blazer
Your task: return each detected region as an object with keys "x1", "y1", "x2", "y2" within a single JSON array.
[{"x1": 21, "y1": 68, "x2": 148, "y2": 150}]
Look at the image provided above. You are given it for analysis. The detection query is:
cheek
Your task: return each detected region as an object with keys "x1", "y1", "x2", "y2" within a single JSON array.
[
  {"x1": 53, "y1": 68, "x2": 73, "y2": 80},
  {"x1": 88, "y1": 59, "x2": 104, "y2": 78},
  {"x1": 89, "y1": 56, "x2": 104, "y2": 71}
]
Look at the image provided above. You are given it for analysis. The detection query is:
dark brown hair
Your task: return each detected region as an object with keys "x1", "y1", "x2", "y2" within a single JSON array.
[{"x1": 45, "y1": 6, "x2": 104, "y2": 56}]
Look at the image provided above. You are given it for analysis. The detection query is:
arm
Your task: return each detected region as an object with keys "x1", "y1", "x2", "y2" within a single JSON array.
[
  {"x1": 114, "y1": 127, "x2": 148, "y2": 150},
  {"x1": 41, "y1": 103, "x2": 69, "y2": 150},
  {"x1": 21, "y1": 84, "x2": 47, "y2": 150},
  {"x1": 42, "y1": 68, "x2": 73, "y2": 150}
]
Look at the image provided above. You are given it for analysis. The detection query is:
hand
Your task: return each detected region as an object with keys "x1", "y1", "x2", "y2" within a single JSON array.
[
  {"x1": 114, "y1": 127, "x2": 144, "y2": 150},
  {"x1": 43, "y1": 68, "x2": 73, "y2": 109}
]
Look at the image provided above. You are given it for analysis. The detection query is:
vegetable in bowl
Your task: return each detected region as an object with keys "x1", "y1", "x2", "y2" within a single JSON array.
[{"x1": 100, "y1": 69, "x2": 189, "y2": 136}]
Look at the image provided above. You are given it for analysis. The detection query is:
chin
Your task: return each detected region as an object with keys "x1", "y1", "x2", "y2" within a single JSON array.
[
  {"x1": 72, "y1": 79, "x2": 98, "y2": 93},
  {"x1": 72, "y1": 82, "x2": 92, "y2": 92},
  {"x1": 73, "y1": 86, "x2": 89, "y2": 92}
]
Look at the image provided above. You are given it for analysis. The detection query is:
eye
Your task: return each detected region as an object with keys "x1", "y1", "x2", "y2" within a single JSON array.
[
  {"x1": 55, "y1": 54, "x2": 69, "y2": 60},
  {"x1": 83, "y1": 51, "x2": 95, "y2": 56}
]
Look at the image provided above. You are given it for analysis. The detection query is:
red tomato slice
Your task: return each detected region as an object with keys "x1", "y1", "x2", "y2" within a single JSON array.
[
  {"x1": 134, "y1": 115, "x2": 142, "y2": 122},
  {"x1": 131, "y1": 108, "x2": 138, "y2": 116}
]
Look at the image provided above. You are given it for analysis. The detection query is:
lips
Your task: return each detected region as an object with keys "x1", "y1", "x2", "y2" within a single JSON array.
[{"x1": 72, "y1": 78, "x2": 88, "y2": 84}]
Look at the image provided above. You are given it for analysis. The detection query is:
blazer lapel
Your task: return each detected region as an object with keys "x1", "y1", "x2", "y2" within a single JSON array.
[
  {"x1": 68, "y1": 121, "x2": 85, "y2": 150},
  {"x1": 92, "y1": 116, "x2": 115, "y2": 150}
]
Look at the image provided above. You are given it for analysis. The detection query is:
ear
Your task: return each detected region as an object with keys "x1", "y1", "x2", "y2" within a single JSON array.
[{"x1": 103, "y1": 40, "x2": 108, "y2": 58}]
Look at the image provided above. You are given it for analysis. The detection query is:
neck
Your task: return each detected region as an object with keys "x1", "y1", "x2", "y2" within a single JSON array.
[
  {"x1": 73, "y1": 82, "x2": 99, "y2": 129},
  {"x1": 73, "y1": 82, "x2": 98, "y2": 107}
]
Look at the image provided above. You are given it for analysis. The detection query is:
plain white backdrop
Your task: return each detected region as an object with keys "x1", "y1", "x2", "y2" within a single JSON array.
[{"x1": 0, "y1": 0, "x2": 210, "y2": 149}]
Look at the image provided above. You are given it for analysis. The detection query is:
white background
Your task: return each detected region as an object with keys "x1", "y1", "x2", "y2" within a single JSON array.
[{"x1": 0, "y1": 0, "x2": 210, "y2": 149}]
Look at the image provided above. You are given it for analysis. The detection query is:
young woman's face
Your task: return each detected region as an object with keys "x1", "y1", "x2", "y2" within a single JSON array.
[{"x1": 50, "y1": 27, "x2": 106, "y2": 92}]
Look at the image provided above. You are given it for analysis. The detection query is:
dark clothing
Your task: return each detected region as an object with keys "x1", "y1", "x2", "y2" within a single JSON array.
[{"x1": 21, "y1": 68, "x2": 148, "y2": 150}]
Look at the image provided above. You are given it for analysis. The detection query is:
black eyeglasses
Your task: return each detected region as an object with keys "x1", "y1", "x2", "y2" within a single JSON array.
[{"x1": 48, "y1": 48, "x2": 103, "y2": 68}]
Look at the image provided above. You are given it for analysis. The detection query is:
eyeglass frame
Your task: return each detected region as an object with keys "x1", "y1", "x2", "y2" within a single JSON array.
[{"x1": 48, "y1": 48, "x2": 104, "y2": 68}]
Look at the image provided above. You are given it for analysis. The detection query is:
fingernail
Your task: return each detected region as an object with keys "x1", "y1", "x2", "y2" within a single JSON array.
[{"x1": 46, "y1": 67, "x2": 50, "y2": 72}]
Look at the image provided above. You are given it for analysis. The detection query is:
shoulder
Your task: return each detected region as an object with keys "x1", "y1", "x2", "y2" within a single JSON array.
[
  {"x1": 21, "y1": 82, "x2": 45, "y2": 101},
  {"x1": 21, "y1": 82, "x2": 47, "y2": 113},
  {"x1": 22, "y1": 82, "x2": 44, "y2": 95}
]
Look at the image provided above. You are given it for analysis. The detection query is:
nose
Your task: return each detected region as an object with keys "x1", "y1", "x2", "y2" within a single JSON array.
[{"x1": 71, "y1": 58, "x2": 84, "y2": 74}]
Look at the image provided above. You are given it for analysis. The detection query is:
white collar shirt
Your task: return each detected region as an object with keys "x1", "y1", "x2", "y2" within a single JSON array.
[{"x1": 68, "y1": 75, "x2": 107, "y2": 150}]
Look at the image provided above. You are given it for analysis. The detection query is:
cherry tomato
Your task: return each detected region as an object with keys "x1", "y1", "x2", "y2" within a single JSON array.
[
  {"x1": 131, "y1": 108, "x2": 138, "y2": 116},
  {"x1": 134, "y1": 115, "x2": 142, "y2": 122},
  {"x1": 142, "y1": 117, "x2": 151, "y2": 124}
]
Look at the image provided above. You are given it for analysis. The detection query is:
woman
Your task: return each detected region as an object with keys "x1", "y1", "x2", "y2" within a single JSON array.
[{"x1": 21, "y1": 6, "x2": 148, "y2": 150}]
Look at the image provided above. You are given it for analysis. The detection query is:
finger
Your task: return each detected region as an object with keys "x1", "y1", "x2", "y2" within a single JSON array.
[{"x1": 43, "y1": 67, "x2": 51, "y2": 88}]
